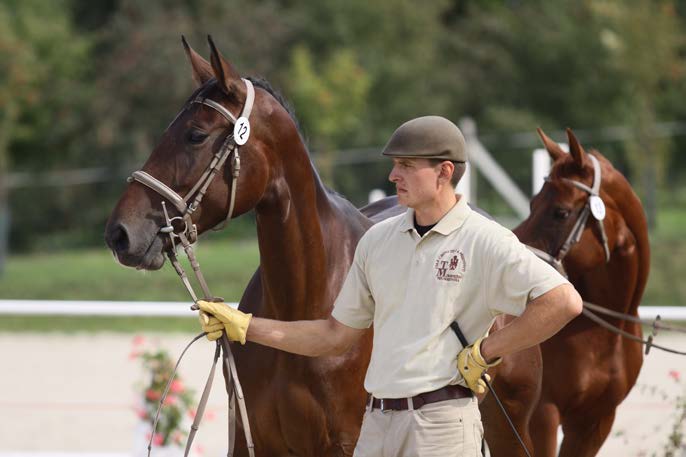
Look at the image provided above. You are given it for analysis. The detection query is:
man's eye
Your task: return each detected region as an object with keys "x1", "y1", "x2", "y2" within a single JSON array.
[{"x1": 187, "y1": 130, "x2": 208, "y2": 144}]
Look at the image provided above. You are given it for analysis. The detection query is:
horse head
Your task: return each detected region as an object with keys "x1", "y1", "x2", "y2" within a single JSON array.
[
  {"x1": 105, "y1": 37, "x2": 298, "y2": 270},
  {"x1": 515, "y1": 128, "x2": 637, "y2": 275}
]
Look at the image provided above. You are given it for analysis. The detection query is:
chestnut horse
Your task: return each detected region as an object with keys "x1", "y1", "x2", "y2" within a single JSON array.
[
  {"x1": 105, "y1": 38, "x2": 539, "y2": 456},
  {"x1": 515, "y1": 129, "x2": 650, "y2": 457}
]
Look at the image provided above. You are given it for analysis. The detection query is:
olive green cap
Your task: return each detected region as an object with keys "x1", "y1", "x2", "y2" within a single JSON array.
[{"x1": 381, "y1": 116, "x2": 467, "y2": 162}]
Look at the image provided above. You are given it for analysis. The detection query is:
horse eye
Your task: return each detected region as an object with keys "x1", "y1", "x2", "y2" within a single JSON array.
[
  {"x1": 186, "y1": 130, "x2": 208, "y2": 145},
  {"x1": 553, "y1": 207, "x2": 571, "y2": 220}
]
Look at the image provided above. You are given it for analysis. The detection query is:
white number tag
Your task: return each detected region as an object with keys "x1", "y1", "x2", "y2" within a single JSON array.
[
  {"x1": 233, "y1": 117, "x2": 251, "y2": 145},
  {"x1": 589, "y1": 195, "x2": 606, "y2": 220}
]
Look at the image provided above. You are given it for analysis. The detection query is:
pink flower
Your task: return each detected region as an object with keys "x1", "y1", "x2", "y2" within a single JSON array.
[
  {"x1": 134, "y1": 407, "x2": 148, "y2": 419},
  {"x1": 195, "y1": 444, "x2": 205, "y2": 455},
  {"x1": 188, "y1": 408, "x2": 197, "y2": 419},
  {"x1": 205, "y1": 410, "x2": 216, "y2": 421},
  {"x1": 128, "y1": 351, "x2": 141, "y2": 360},
  {"x1": 164, "y1": 395, "x2": 178, "y2": 406},
  {"x1": 668, "y1": 370, "x2": 681, "y2": 382},
  {"x1": 132, "y1": 335, "x2": 146, "y2": 347},
  {"x1": 169, "y1": 380, "x2": 184, "y2": 394},
  {"x1": 153, "y1": 433, "x2": 164, "y2": 446},
  {"x1": 145, "y1": 389, "x2": 161, "y2": 401}
]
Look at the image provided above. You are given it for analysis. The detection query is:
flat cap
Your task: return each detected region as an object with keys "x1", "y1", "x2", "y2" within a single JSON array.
[{"x1": 381, "y1": 116, "x2": 467, "y2": 162}]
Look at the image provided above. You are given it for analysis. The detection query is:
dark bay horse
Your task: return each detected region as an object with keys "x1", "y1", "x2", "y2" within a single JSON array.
[
  {"x1": 105, "y1": 38, "x2": 539, "y2": 456},
  {"x1": 515, "y1": 129, "x2": 650, "y2": 457}
]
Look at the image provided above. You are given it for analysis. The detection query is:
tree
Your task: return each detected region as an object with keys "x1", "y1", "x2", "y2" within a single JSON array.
[
  {"x1": 592, "y1": 0, "x2": 685, "y2": 227},
  {"x1": 0, "y1": 0, "x2": 93, "y2": 252}
]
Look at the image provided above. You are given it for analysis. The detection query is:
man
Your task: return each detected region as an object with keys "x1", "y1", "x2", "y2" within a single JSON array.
[{"x1": 197, "y1": 116, "x2": 582, "y2": 456}]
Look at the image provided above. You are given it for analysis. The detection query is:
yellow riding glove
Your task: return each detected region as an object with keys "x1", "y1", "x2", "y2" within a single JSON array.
[
  {"x1": 196, "y1": 300, "x2": 252, "y2": 344},
  {"x1": 457, "y1": 337, "x2": 502, "y2": 395}
]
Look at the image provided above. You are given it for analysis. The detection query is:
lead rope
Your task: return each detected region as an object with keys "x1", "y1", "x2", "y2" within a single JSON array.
[
  {"x1": 146, "y1": 218, "x2": 256, "y2": 457},
  {"x1": 581, "y1": 305, "x2": 686, "y2": 356},
  {"x1": 134, "y1": 79, "x2": 256, "y2": 456},
  {"x1": 144, "y1": 240, "x2": 256, "y2": 457},
  {"x1": 449, "y1": 322, "x2": 533, "y2": 457}
]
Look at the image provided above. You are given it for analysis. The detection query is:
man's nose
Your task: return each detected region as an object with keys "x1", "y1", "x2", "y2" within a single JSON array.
[{"x1": 389, "y1": 166, "x2": 399, "y2": 183}]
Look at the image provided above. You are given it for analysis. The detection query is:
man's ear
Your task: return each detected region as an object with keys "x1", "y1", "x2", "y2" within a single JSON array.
[{"x1": 440, "y1": 161, "x2": 455, "y2": 185}]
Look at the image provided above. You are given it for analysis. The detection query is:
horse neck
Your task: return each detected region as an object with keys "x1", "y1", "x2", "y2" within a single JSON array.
[
  {"x1": 254, "y1": 143, "x2": 363, "y2": 322},
  {"x1": 610, "y1": 175, "x2": 650, "y2": 315},
  {"x1": 574, "y1": 176, "x2": 650, "y2": 316}
]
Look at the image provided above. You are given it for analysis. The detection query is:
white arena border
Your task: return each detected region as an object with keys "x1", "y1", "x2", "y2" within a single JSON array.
[
  {"x1": 0, "y1": 299, "x2": 683, "y2": 320},
  {"x1": 0, "y1": 300, "x2": 239, "y2": 316}
]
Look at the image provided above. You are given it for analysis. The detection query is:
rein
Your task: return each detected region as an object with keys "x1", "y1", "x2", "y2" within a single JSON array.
[
  {"x1": 581, "y1": 302, "x2": 686, "y2": 356},
  {"x1": 127, "y1": 79, "x2": 257, "y2": 456},
  {"x1": 526, "y1": 154, "x2": 686, "y2": 356}
]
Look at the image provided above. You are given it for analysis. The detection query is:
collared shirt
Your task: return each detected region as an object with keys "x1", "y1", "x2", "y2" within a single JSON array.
[{"x1": 331, "y1": 196, "x2": 569, "y2": 398}]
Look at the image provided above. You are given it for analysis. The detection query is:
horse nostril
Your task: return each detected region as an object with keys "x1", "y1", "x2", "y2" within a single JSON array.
[{"x1": 107, "y1": 223, "x2": 130, "y2": 254}]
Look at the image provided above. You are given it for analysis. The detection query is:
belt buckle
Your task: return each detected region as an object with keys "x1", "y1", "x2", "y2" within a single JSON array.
[{"x1": 380, "y1": 399, "x2": 391, "y2": 413}]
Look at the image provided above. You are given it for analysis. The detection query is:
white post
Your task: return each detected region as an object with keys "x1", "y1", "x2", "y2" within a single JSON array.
[
  {"x1": 532, "y1": 143, "x2": 568, "y2": 195},
  {"x1": 532, "y1": 149, "x2": 551, "y2": 195},
  {"x1": 459, "y1": 117, "x2": 530, "y2": 219},
  {"x1": 368, "y1": 188, "x2": 386, "y2": 204},
  {"x1": 455, "y1": 162, "x2": 471, "y2": 203}
]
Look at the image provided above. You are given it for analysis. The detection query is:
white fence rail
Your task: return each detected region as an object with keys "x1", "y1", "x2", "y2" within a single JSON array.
[{"x1": 0, "y1": 299, "x2": 683, "y2": 320}]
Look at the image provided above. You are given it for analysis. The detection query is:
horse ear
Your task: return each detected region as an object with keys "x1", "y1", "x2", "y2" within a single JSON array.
[
  {"x1": 207, "y1": 35, "x2": 245, "y2": 100},
  {"x1": 566, "y1": 128, "x2": 589, "y2": 169},
  {"x1": 182, "y1": 36, "x2": 213, "y2": 87},
  {"x1": 536, "y1": 128, "x2": 566, "y2": 161}
]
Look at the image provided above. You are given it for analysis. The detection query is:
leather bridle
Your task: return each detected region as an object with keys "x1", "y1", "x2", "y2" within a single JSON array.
[
  {"x1": 127, "y1": 79, "x2": 256, "y2": 457},
  {"x1": 128, "y1": 79, "x2": 254, "y2": 299},
  {"x1": 527, "y1": 154, "x2": 611, "y2": 277}
]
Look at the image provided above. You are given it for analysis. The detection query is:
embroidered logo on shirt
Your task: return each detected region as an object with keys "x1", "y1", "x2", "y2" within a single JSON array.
[{"x1": 434, "y1": 249, "x2": 467, "y2": 282}]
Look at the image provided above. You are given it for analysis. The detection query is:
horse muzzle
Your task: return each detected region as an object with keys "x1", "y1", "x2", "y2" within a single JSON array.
[{"x1": 104, "y1": 220, "x2": 166, "y2": 270}]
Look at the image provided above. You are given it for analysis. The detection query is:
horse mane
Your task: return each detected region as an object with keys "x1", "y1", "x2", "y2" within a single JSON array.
[
  {"x1": 188, "y1": 75, "x2": 347, "y2": 200},
  {"x1": 248, "y1": 76, "x2": 350, "y2": 200},
  {"x1": 247, "y1": 76, "x2": 309, "y2": 145}
]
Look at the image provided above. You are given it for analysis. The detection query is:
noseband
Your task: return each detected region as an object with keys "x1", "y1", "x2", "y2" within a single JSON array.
[{"x1": 527, "y1": 154, "x2": 611, "y2": 277}]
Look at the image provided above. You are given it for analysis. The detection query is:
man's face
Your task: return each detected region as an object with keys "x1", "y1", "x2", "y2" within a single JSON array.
[{"x1": 388, "y1": 157, "x2": 441, "y2": 208}]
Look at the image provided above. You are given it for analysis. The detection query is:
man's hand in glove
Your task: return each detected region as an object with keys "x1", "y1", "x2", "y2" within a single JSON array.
[
  {"x1": 197, "y1": 300, "x2": 252, "y2": 344},
  {"x1": 457, "y1": 337, "x2": 502, "y2": 394}
]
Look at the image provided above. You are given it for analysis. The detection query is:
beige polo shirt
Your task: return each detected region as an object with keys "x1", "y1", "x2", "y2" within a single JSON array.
[{"x1": 331, "y1": 196, "x2": 569, "y2": 399}]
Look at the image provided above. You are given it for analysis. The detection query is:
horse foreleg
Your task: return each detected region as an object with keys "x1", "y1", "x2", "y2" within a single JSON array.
[
  {"x1": 481, "y1": 346, "x2": 541, "y2": 457},
  {"x1": 530, "y1": 400, "x2": 560, "y2": 457},
  {"x1": 558, "y1": 411, "x2": 616, "y2": 457}
]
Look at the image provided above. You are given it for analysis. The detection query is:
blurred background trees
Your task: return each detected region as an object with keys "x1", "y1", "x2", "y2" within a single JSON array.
[{"x1": 1, "y1": 0, "x2": 686, "y2": 303}]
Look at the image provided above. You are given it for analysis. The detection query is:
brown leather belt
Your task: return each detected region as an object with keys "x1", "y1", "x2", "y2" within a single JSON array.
[{"x1": 368, "y1": 384, "x2": 473, "y2": 412}]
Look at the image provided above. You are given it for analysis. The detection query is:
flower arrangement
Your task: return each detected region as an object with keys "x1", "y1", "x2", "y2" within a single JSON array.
[{"x1": 131, "y1": 336, "x2": 195, "y2": 448}]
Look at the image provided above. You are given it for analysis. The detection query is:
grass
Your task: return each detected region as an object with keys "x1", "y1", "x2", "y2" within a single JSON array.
[
  {"x1": 0, "y1": 206, "x2": 684, "y2": 333},
  {"x1": 0, "y1": 315, "x2": 198, "y2": 333},
  {"x1": 0, "y1": 237, "x2": 260, "y2": 332},
  {"x1": 0, "y1": 238, "x2": 260, "y2": 301}
]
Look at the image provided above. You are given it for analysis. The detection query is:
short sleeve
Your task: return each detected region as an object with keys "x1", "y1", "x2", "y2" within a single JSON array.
[
  {"x1": 486, "y1": 231, "x2": 569, "y2": 316},
  {"x1": 331, "y1": 233, "x2": 375, "y2": 329}
]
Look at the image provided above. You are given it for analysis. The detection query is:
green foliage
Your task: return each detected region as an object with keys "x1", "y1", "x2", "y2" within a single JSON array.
[
  {"x1": 1, "y1": 0, "x2": 93, "y2": 169},
  {"x1": 3, "y1": 0, "x2": 686, "y2": 255},
  {"x1": 287, "y1": 45, "x2": 370, "y2": 149}
]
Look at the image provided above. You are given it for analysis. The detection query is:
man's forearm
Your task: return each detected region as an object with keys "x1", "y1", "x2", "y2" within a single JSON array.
[
  {"x1": 480, "y1": 283, "x2": 582, "y2": 361},
  {"x1": 246, "y1": 317, "x2": 343, "y2": 357}
]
